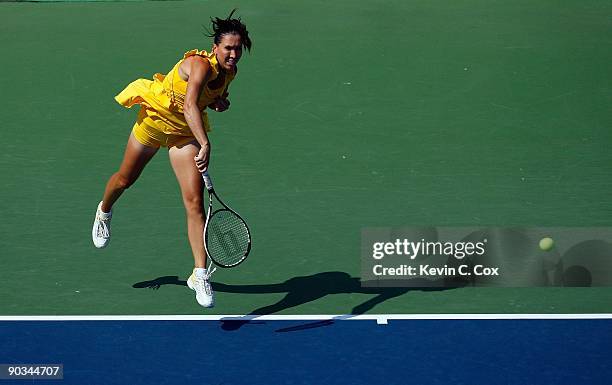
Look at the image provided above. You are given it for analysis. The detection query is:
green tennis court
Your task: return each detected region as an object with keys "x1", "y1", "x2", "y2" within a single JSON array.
[{"x1": 1, "y1": 0, "x2": 611, "y2": 315}]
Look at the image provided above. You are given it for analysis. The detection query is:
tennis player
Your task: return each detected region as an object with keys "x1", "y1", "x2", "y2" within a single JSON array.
[{"x1": 91, "y1": 10, "x2": 252, "y2": 308}]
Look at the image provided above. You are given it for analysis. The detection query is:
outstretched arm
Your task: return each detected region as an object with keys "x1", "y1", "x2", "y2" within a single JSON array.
[{"x1": 183, "y1": 56, "x2": 212, "y2": 172}]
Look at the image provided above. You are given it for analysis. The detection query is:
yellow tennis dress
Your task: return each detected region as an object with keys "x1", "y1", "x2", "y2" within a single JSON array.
[{"x1": 115, "y1": 49, "x2": 235, "y2": 148}]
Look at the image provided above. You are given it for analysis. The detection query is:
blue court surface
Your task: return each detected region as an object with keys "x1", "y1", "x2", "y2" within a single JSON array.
[{"x1": 1, "y1": 318, "x2": 612, "y2": 384}]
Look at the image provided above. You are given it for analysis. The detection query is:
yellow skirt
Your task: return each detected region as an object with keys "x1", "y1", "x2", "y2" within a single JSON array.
[
  {"x1": 115, "y1": 77, "x2": 211, "y2": 139},
  {"x1": 132, "y1": 108, "x2": 196, "y2": 148}
]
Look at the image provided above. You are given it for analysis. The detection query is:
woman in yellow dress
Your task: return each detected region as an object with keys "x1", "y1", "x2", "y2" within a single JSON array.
[{"x1": 91, "y1": 10, "x2": 252, "y2": 308}]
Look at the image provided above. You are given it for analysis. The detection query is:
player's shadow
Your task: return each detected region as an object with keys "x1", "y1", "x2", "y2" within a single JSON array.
[{"x1": 132, "y1": 271, "x2": 450, "y2": 332}]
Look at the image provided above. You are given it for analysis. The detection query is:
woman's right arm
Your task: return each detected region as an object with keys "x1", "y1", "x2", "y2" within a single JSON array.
[{"x1": 183, "y1": 56, "x2": 212, "y2": 172}]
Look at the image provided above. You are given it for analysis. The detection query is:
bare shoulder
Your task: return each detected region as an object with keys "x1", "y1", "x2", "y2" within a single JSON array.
[{"x1": 179, "y1": 55, "x2": 211, "y2": 81}]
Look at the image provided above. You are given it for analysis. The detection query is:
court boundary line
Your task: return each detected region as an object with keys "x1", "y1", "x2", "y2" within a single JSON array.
[{"x1": 1, "y1": 314, "x2": 611, "y2": 325}]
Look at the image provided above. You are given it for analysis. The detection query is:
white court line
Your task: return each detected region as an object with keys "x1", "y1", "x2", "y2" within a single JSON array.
[{"x1": 1, "y1": 314, "x2": 611, "y2": 325}]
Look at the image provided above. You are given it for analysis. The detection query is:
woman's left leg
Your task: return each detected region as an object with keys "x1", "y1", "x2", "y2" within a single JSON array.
[
  {"x1": 168, "y1": 140, "x2": 206, "y2": 268},
  {"x1": 169, "y1": 140, "x2": 215, "y2": 308}
]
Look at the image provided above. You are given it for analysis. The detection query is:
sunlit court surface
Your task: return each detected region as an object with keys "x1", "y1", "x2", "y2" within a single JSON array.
[{"x1": 1, "y1": 0, "x2": 612, "y2": 384}]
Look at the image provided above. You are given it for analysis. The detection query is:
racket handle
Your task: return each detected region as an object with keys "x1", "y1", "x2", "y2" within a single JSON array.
[{"x1": 201, "y1": 170, "x2": 214, "y2": 191}]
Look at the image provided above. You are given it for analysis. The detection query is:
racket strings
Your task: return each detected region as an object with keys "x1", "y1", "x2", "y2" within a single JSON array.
[{"x1": 206, "y1": 210, "x2": 250, "y2": 266}]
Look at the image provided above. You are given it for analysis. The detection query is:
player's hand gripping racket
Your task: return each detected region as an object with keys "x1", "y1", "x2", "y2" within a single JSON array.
[{"x1": 201, "y1": 170, "x2": 252, "y2": 268}]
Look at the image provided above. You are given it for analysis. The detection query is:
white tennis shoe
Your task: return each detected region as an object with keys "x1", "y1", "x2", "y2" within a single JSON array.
[
  {"x1": 92, "y1": 201, "x2": 112, "y2": 248},
  {"x1": 187, "y1": 268, "x2": 215, "y2": 308}
]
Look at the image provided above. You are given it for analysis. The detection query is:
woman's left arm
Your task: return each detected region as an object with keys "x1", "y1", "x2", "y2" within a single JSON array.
[
  {"x1": 209, "y1": 91, "x2": 230, "y2": 112},
  {"x1": 209, "y1": 67, "x2": 236, "y2": 112}
]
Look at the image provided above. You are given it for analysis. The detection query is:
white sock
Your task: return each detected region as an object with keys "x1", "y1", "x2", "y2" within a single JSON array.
[{"x1": 194, "y1": 268, "x2": 207, "y2": 277}]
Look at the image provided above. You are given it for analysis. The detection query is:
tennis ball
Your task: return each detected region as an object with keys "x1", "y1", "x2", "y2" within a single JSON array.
[{"x1": 539, "y1": 237, "x2": 554, "y2": 251}]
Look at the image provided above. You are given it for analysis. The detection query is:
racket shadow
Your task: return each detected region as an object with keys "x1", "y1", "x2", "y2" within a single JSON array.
[{"x1": 132, "y1": 276, "x2": 187, "y2": 290}]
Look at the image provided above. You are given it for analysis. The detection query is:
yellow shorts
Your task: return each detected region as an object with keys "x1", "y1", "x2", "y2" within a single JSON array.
[{"x1": 132, "y1": 108, "x2": 196, "y2": 148}]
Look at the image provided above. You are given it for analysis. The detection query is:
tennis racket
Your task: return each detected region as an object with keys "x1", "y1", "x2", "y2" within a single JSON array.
[{"x1": 201, "y1": 170, "x2": 252, "y2": 268}]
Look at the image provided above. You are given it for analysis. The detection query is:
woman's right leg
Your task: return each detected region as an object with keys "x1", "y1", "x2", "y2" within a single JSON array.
[
  {"x1": 93, "y1": 132, "x2": 159, "y2": 248},
  {"x1": 101, "y1": 133, "x2": 159, "y2": 212}
]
